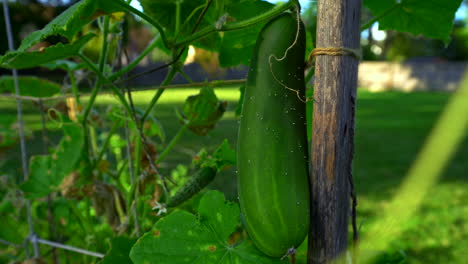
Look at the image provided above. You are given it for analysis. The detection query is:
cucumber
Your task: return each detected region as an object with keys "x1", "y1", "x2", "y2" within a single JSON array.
[
  {"x1": 166, "y1": 166, "x2": 216, "y2": 208},
  {"x1": 237, "y1": 12, "x2": 309, "y2": 258}
]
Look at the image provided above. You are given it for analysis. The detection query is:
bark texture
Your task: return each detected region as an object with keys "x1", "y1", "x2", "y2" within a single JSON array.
[{"x1": 308, "y1": 0, "x2": 361, "y2": 263}]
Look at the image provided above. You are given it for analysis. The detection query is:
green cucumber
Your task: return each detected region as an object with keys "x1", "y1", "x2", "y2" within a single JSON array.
[
  {"x1": 237, "y1": 12, "x2": 309, "y2": 258},
  {"x1": 166, "y1": 166, "x2": 216, "y2": 208}
]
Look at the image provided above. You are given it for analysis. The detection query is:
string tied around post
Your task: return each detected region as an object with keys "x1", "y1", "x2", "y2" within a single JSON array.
[{"x1": 306, "y1": 47, "x2": 361, "y2": 69}]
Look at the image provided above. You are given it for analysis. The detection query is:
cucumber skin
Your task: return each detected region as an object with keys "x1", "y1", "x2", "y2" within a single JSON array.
[
  {"x1": 166, "y1": 166, "x2": 216, "y2": 208},
  {"x1": 237, "y1": 13, "x2": 310, "y2": 258}
]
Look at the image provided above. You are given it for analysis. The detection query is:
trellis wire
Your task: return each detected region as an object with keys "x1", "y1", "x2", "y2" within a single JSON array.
[
  {"x1": 35, "y1": 238, "x2": 105, "y2": 259},
  {"x1": 2, "y1": 0, "x2": 39, "y2": 258}
]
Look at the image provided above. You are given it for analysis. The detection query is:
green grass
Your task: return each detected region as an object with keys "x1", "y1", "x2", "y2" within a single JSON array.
[{"x1": 1, "y1": 88, "x2": 467, "y2": 263}]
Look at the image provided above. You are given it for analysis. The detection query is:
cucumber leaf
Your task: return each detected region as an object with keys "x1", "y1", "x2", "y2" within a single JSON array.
[
  {"x1": 0, "y1": 0, "x2": 130, "y2": 69},
  {"x1": 363, "y1": 0, "x2": 463, "y2": 43},
  {"x1": 0, "y1": 115, "x2": 20, "y2": 148},
  {"x1": 99, "y1": 237, "x2": 137, "y2": 264},
  {"x1": 16, "y1": 0, "x2": 126, "y2": 52},
  {"x1": 181, "y1": 87, "x2": 227, "y2": 136},
  {"x1": 130, "y1": 190, "x2": 288, "y2": 264},
  {"x1": 194, "y1": 139, "x2": 236, "y2": 171},
  {"x1": 41, "y1": 60, "x2": 86, "y2": 72},
  {"x1": 0, "y1": 33, "x2": 94, "y2": 69},
  {"x1": 21, "y1": 124, "x2": 84, "y2": 198},
  {"x1": 219, "y1": 0, "x2": 274, "y2": 67},
  {"x1": 0, "y1": 76, "x2": 61, "y2": 97}
]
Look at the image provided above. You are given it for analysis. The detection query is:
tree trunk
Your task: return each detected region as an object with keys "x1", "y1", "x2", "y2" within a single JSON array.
[{"x1": 308, "y1": 0, "x2": 361, "y2": 263}]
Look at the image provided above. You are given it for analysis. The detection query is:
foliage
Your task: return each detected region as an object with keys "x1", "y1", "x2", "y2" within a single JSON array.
[
  {"x1": 21, "y1": 124, "x2": 84, "y2": 198},
  {"x1": 363, "y1": 0, "x2": 463, "y2": 43},
  {"x1": 0, "y1": 75, "x2": 61, "y2": 97},
  {"x1": 0, "y1": 0, "x2": 465, "y2": 263},
  {"x1": 131, "y1": 191, "x2": 288, "y2": 264}
]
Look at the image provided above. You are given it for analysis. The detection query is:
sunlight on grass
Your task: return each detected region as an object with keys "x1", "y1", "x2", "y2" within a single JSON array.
[
  {"x1": 92, "y1": 87, "x2": 241, "y2": 105},
  {"x1": 357, "y1": 71, "x2": 468, "y2": 262}
]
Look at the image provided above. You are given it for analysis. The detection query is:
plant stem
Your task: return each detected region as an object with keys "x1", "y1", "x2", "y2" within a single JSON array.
[
  {"x1": 69, "y1": 70, "x2": 80, "y2": 104},
  {"x1": 175, "y1": 0, "x2": 181, "y2": 36},
  {"x1": 81, "y1": 78, "x2": 101, "y2": 122},
  {"x1": 127, "y1": 134, "x2": 141, "y2": 206},
  {"x1": 79, "y1": 54, "x2": 133, "y2": 116},
  {"x1": 179, "y1": 4, "x2": 206, "y2": 37},
  {"x1": 305, "y1": 67, "x2": 315, "y2": 84},
  {"x1": 174, "y1": 1, "x2": 294, "y2": 48},
  {"x1": 114, "y1": 0, "x2": 169, "y2": 48},
  {"x1": 89, "y1": 126, "x2": 99, "y2": 158},
  {"x1": 96, "y1": 119, "x2": 122, "y2": 165},
  {"x1": 124, "y1": 119, "x2": 140, "y2": 236},
  {"x1": 156, "y1": 124, "x2": 188, "y2": 164},
  {"x1": 80, "y1": 16, "x2": 110, "y2": 168},
  {"x1": 178, "y1": 68, "x2": 194, "y2": 83},
  {"x1": 361, "y1": 4, "x2": 400, "y2": 31},
  {"x1": 82, "y1": 16, "x2": 110, "y2": 123},
  {"x1": 98, "y1": 16, "x2": 110, "y2": 73},
  {"x1": 141, "y1": 66, "x2": 178, "y2": 122},
  {"x1": 109, "y1": 36, "x2": 160, "y2": 82},
  {"x1": 133, "y1": 134, "x2": 142, "y2": 187}
]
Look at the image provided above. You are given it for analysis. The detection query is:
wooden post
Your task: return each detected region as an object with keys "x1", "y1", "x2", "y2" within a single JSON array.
[{"x1": 308, "y1": 0, "x2": 361, "y2": 263}]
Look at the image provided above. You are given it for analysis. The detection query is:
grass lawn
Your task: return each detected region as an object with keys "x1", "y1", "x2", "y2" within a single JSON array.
[{"x1": 1, "y1": 88, "x2": 467, "y2": 263}]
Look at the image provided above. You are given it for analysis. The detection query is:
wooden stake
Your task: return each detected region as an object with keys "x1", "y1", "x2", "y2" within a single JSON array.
[{"x1": 308, "y1": 0, "x2": 361, "y2": 263}]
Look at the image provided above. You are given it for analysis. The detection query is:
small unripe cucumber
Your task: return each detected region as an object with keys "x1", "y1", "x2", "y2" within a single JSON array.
[
  {"x1": 166, "y1": 166, "x2": 216, "y2": 208},
  {"x1": 237, "y1": 12, "x2": 309, "y2": 257}
]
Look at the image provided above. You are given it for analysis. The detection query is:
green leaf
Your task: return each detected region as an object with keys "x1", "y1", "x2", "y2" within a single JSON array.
[
  {"x1": 219, "y1": 0, "x2": 274, "y2": 67},
  {"x1": 20, "y1": 155, "x2": 52, "y2": 197},
  {"x1": 0, "y1": 76, "x2": 61, "y2": 97},
  {"x1": 16, "y1": 0, "x2": 126, "y2": 52},
  {"x1": 99, "y1": 237, "x2": 137, "y2": 264},
  {"x1": 198, "y1": 191, "x2": 239, "y2": 240},
  {"x1": 0, "y1": 0, "x2": 131, "y2": 69},
  {"x1": 0, "y1": 215, "x2": 28, "y2": 245},
  {"x1": 140, "y1": 0, "x2": 221, "y2": 50},
  {"x1": 363, "y1": 0, "x2": 463, "y2": 42},
  {"x1": 0, "y1": 33, "x2": 94, "y2": 69},
  {"x1": 114, "y1": 105, "x2": 166, "y2": 141},
  {"x1": 212, "y1": 139, "x2": 236, "y2": 171},
  {"x1": 194, "y1": 139, "x2": 236, "y2": 171},
  {"x1": 0, "y1": 114, "x2": 32, "y2": 148},
  {"x1": 41, "y1": 59, "x2": 86, "y2": 72},
  {"x1": 181, "y1": 87, "x2": 227, "y2": 136},
  {"x1": 52, "y1": 125, "x2": 84, "y2": 179},
  {"x1": 130, "y1": 190, "x2": 287, "y2": 264},
  {"x1": 21, "y1": 124, "x2": 84, "y2": 198}
]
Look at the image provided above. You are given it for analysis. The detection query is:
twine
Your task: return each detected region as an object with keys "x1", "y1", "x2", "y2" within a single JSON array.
[{"x1": 306, "y1": 47, "x2": 361, "y2": 68}]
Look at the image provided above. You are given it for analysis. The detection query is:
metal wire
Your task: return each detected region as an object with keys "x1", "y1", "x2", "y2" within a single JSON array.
[
  {"x1": 35, "y1": 237, "x2": 105, "y2": 259},
  {"x1": 2, "y1": 0, "x2": 40, "y2": 258}
]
